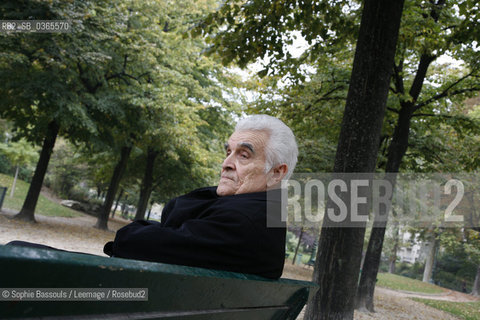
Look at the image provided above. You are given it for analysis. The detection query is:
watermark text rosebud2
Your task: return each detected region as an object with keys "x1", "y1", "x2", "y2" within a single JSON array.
[{"x1": 267, "y1": 173, "x2": 477, "y2": 228}]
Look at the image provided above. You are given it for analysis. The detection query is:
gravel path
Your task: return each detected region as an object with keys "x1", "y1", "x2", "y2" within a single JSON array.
[
  {"x1": 376, "y1": 286, "x2": 479, "y2": 303},
  {"x1": 0, "y1": 208, "x2": 128, "y2": 255},
  {"x1": 353, "y1": 287, "x2": 461, "y2": 320},
  {"x1": 294, "y1": 286, "x2": 466, "y2": 320}
]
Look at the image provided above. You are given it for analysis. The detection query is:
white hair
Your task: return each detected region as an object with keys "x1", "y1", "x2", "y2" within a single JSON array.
[{"x1": 235, "y1": 114, "x2": 298, "y2": 180}]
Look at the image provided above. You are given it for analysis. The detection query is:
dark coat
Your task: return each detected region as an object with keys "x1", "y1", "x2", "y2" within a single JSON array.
[{"x1": 104, "y1": 187, "x2": 286, "y2": 279}]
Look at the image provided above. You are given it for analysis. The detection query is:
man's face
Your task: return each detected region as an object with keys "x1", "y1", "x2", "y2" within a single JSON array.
[{"x1": 216, "y1": 130, "x2": 270, "y2": 196}]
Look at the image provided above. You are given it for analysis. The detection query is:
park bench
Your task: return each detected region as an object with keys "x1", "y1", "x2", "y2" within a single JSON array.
[{"x1": 0, "y1": 245, "x2": 318, "y2": 319}]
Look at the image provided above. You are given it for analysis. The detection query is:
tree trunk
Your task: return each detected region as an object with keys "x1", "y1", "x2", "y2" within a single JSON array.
[
  {"x1": 134, "y1": 147, "x2": 158, "y2": 221},
  {"x1": 146, "y1": 203, "x2": 153, "y2": 220},
  {"x1": 472, "y1": 264, "x2": 480, "y2": 296},
  {"x1": 10, "y1": 165, "x2": 19, "y2": 198},
  {"x1": 111, "y1": 188, "x2": 124, "y2": 218},
  {"x1": 356, "y1": 225, "x2": 387, "y2": 312},
  {"x1": 15, "y1": 121, "x2": 59, "y2": 222},
  {"x1": 292, "y1": 227, "x2": 305, "y2": 265},
  {"x1": 388, "y1": 249, "x2": 397, "y2": 274},
  {"x1": 304, "y1": 1, "x2": 405, "y2": 319},
  {"x1": 355, "y1": 1, "x2": 440, "y2": 306},
  {"x1": 121, "y1": 194, "x2": 129, "y2": 219},
  {"x1": 423, "y1": 237, "x2": 438, "y2": 283},
  {"x1": 355, "y1": 108, "x2": 412, "y2": 311},
  {"x1": 95, "y1": 145, "x2": 132, "y2": 230},
  {"x1": 388, "y1": 220, "x2": 400, "y2": 274}
]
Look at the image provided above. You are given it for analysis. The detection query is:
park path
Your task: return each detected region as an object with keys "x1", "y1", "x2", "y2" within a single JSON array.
[
  {"x1": 352, "y1": 287, "x2": 461, "y2": 320},
  {"x1": 293, "y1": 286, "x2": 473, "y2": 320},
  {"x1": 0, "y1": 208, "x2": 128, "y2": 255},
  {"x1": 293, "y1": 288, "x2": 461, "y2": 320},
  {"x1": 376, "y1": 286, "x2": 479, "y2": 303}
]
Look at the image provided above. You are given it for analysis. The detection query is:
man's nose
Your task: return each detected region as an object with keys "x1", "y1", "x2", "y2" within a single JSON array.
[{"x1": 222, "y1": 153, "x2": 235, "y2": 171}]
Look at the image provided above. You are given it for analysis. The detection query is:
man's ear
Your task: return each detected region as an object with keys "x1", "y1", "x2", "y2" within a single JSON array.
[{"x1": 267, "y1": 164, "x2": 288, "y2": 188}]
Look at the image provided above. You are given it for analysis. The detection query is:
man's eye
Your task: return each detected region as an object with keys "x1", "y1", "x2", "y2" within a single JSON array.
[{"x1": 240, "y1": 153, "x2": 249, "y2": 159}]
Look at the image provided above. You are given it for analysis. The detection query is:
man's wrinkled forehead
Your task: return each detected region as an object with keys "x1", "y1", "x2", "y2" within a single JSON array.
[{"x1": 226, "y1": 130, "x2": 270, "y2": 148}]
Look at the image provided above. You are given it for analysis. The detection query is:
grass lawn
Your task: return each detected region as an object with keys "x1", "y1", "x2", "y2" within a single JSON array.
[
  {"x1": 376, "y1": 272, "x2": 446, "y2": 294},
  {"x1": 412, "y1": 298, "x2": 480, "y2": 320},
  {"x1": 0, "y1": 173, "x2": 82, "y2": 218}
]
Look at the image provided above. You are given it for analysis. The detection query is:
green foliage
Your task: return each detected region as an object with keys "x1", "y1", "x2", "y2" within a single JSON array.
[
  {"x1": 1, "y1": 0, "x2": 241, "y2": 216},
  {"x1": 378, "y1": 259, "x2": 390, "y2": 273},
  {"x1": 108, "y1": 0, "x2": 240, "y2": 202},
  {"x1": 199, "y1": 0, "x2": 480, "y2": 178},
  {"x1": 412, "y1": 298, "x2": 480, "y2": 320},
  {"x1": 0, "y1": 139, "x2": 38, "y2": 167},
  {"x1": 66, "y1": 186, "x2": 91, "y2": 203},
  {"x1": 198, "y1": 0, "x2": 361, "y2": 77},
  {"x1": 0, "y1": 0, "x2": 103, "y2": 144},
  {"x1": 0, "y1": 137, "x2": 38, "y2": 183},
  {"x1": 396, "y1": 261, "x2": 425, "y2": 280},
  {"x1": 0, "y1": 154, "x2": 13, "y2": 175},
  {"x1": 46, "y1": 140, "x2": 86, "y2": 199},
  {"x1": 434, "y1": 229, "x2": 480, "y2": 291},
  {"x1": 240, "y1": 54, "x2": 351, "y2": 172},
  {"x1": 286, "y1": 231, "x2": 297, "y2": 252}
]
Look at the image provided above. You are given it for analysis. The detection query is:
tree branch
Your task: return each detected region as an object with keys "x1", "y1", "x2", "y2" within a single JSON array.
[
  {"x1": 411, "y1": 113, "x2": 456, "y2": 118},
  {"x1": 105, "y1": 73, "x2": 131, "y2": 85},
  {"x1": 414, "y1": 75, "x2": 479, "y2": 111},
  {"x1": 393, "y1": 60, "x2": 405, "y2": 95},
  {"x1": 77, "y1": 62, "x2": 103, "y2": 94},
  {"x1": 409, "y1": 53, "x2": 436, "y2": 103},
  {"x1": 305, "y1": 85, "x2": 347, "y2": 111},
  {"x1": 429, "y1": 0, "x2": 446, "y2": 22}
]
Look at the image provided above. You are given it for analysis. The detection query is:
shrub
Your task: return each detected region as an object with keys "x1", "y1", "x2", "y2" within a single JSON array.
[
  {"x1": 68, "y1": 186, "x2": 90, "y2": 202},
  {"x1": 396, "y1": 261, "x2": 423, "y2": 280}
]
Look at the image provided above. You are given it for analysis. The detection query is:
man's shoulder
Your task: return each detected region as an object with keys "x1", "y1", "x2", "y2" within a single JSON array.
[
  {"x1": 177, "y1": 187, "x2": 278, "y2": 218},
  {"x1": 181, "y1": 187, "x2": 269, "y2": 202},
  {"x1": 215, "y1": 191, "x2": 271, "y2": 222},
  {"x1": 180, "y1": 186, "x2": 218, "y2": 199}
]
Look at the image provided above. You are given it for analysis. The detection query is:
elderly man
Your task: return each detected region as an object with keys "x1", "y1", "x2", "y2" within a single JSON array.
[{"x1": 104, "y1": 115, "x2": 298, "y2": 279}]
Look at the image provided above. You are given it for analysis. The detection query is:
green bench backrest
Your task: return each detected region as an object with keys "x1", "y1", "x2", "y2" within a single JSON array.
[{"x1": 0, "y1": 245, "x2": 317, "y2": 319}]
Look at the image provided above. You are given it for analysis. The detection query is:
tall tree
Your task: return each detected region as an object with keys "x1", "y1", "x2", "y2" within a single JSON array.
[
  {"x1": 0, "y1": 0, "x2": 136, "y2": 221},
  {"x1": 87, "y1": 0, "x2": 238, "y2": 227},
  {"x1": 134, "y1": 147, "x2": 158, "y2": 221},
  {"x1": 422, "y1": 229, "x2": 439, "y2": 282},
  {"x1": 16, "y1": 121, "x2": 59, "y2": 221},
  {"x1": 135, "y1": 1, "x2": 239, "y2": 220},
  {"x1": 304, "y1": 1, "x2": 404, "y2": 318},
  {"x1": 357, "y1": 0, "x2": 480, "y2": 310},
  {"x1": 95, "y1": 145, "x2": 133, "y2": 229}
]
